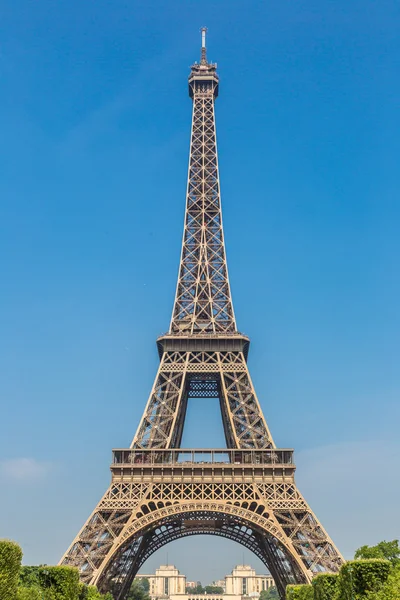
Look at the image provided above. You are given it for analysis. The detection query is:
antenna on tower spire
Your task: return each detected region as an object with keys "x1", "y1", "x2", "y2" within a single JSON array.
[{"x1": 200, "y1": 27, "x2": 208, "y2": 64}]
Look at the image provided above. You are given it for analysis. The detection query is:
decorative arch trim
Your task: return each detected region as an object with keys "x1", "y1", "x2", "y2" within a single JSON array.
[{"x1": 93, "y1": 501, "x2": 310, "y2": 586}]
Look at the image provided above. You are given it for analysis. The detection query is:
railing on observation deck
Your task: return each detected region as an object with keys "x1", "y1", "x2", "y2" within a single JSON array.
[
  {"x1": 112, "y1": 448, "x2": 294, "y2": 466},
  {"x1": 158, "y1": 331, "x2": 249, "y2": 338}
]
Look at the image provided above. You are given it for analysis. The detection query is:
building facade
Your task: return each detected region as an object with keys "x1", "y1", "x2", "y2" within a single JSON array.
[
  {"x1": 136, "y1": 564, "x2": 274, "y2": 600},
  {"x1": 225, "y1": 565, "x2": 274, "y2": 596},
  {"x1": 136, "y1": 565, "x2": 186, "y2": 598}
]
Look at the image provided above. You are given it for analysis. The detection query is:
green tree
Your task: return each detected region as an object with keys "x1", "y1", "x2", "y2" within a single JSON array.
[
  {"x1": 355, "y1": 541, "x2": 400, "y2": 566},
  {"x1": 139, "y1": 579, "x2": 150, "y2": 593},
  {"x1": 204, "y1": 586, "x2": 224, "y2": 594},
  {"x1": 312, "y1": 573, "x2": 339, "y2": 600},
  {"x1": 365, "y1": 565, "x2": 400, "y2": 600},
  {"x1": 286, "y1": 585, "x2": 313, "y2": 600},
  {"x1": 17, "y1": 588, "x2": 42, "y2": 600},
  {"x1": 259, "y1": 587, "x2": 279, "y2": 600},
  {"x1": 127, "y1": 579, "x2": 151, "y2": 600},
  {"x1": 86, "y1": 586, "x2": 107, "y2": 600},
  {"x1": 339, "y1": 559, "x2": 391, "y2": 599},
  {"x1": 187, "y1": 584, "x2": 205, "y2": 594},
  {"x1": 37, "y1": 566, "x2": 81, "y2": 600},
  {"x1": 0, "y1": 539, "x2": 23, "y2": 600},
  {"x1": 19, "y1": 566, "x2": 41, "y2": 588}
]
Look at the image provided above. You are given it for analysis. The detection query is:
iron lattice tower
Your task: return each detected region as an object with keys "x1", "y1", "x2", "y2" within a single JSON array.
[{"x1": 61, "y1": 30, "x2": 344, "y2": 599}]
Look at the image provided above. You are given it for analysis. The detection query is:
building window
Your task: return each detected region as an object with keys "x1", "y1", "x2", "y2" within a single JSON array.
[
  {"x1": 164, "y1": 578, "x2": 169, "y2": 596},
  {"x1": 242, "y1": 578, "x2": 247, "y2": 595},
  {"x1": 262, "y1": 581, "x2": 265, "y2": 591}
]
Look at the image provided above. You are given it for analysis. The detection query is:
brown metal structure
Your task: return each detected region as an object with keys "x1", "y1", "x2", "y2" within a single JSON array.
[{"x1": 60, "y1": 30, "x2": 344, "y2": 599}]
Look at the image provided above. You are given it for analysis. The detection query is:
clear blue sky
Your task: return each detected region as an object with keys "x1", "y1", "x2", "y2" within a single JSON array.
[{"x1": 1, "y1": 0, "x2": 399, "y2": 584}]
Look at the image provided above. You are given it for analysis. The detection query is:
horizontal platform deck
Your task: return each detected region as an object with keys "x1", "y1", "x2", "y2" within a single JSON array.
[
  {"x1": 156, "y1": 333, "x2": 250, "y2": 359},
  {"x1": 110, "y1": 449, "x2": 295, "y2": 480}
]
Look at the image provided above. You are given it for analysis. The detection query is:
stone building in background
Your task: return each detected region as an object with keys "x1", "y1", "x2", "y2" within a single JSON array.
[
  {"x1": 225, "y1": 565, "x2": 274, "y2": 596},
  {"x1": 136, "y1": 564, "x2": 274, "y2": 600},
  {"x1": 137, "y1": 565, "x2": 186, "y2": 598}
]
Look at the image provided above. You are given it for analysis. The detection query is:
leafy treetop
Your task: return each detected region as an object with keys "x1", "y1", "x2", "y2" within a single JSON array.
[
  {"x1": 355, "y1": 541, "x2": 400, "y2": 567},
  {"x1": 127, "y1": 579, "x2": 151, "y2": 600},
  {"x1": 259, "y1": 586, "x2": 279, "y2": 600}
]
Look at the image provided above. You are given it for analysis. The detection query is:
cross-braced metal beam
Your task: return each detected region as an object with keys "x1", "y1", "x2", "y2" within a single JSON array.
[{"x1": 170, "y1": 45, "x2": 235, "y2": 336}]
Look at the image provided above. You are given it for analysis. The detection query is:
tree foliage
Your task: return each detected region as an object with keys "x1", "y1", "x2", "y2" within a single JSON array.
[
  {"x1": 187, "y1": 584, "x2": 205, "y2": 594},
  {"x1": 79, "y1": 584, "x2": 110, "y2": 600},
  {"x1": 312, "y1": 573, "x2": 339, "y2": 600},
  {"x1": 0, "y1": 539, "x2": 23, "y2": 600},
  {"x1": 17, "y1": 587, "x2": 42, "y2": 600},
  {"x1": 286, "y1": 584, "x2": 313, "y2": 600},
  {"x1": 127, "y1": 579, "x2": 151, "y2": 600},
  {"x1": 1, "y1": 538, "x2": 113, "y2": 600},
  {"x1": 19, "y1": 564, "x2": 111, "y2": 600},
  {"x1": 204, "y1": 586, "x2": 224, "y2": 594},
  {"x1": 139, "y1": 579, "x2": 150, "y2": 593},
  {"x1": 339, "y1": 560, "x2": 391, "y2": 599},
  {"x1": 37, "y1": 566, "x2": 81, "y2": 600},
  {"x1": 355, "y1": 541, "x2": 400, "y2": 567},
  {"x1": 185, "y1": 583, "x2": 225, "y2": 595},
  {"x1": 365, "y1": 565, "x2": 400, "y2": 600},
  {"x1": 19, "y1": 567, "x2": 42, "y2": 589},
  {"x1": 259, "y1": 586, "x2": 279, "y2": 600}
]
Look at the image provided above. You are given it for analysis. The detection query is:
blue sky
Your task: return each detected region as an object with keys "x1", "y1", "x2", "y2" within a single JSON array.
[{"x1": 1, "y1": 0, "x2": 399, "y2": 584}]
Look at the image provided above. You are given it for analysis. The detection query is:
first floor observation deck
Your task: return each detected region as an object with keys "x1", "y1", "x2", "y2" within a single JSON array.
[{"x1": 111, "y1": 448, "x2": 295, "y2": 481}]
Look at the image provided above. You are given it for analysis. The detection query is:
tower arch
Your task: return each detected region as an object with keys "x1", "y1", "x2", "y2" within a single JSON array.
[{"x1": 93, "y1": 505, "x2": 309, "y2": 600}]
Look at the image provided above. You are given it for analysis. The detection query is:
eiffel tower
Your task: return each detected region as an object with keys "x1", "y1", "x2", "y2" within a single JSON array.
[{"x1": 61, "y1": 29, "x2": 344, "y2": 599}]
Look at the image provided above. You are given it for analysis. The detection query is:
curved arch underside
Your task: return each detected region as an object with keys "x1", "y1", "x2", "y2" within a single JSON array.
[
  {"x1": 63, "y1": 481, "x2": 343, "y2": 600},
  {"x1": 96, "y1": 510, "x2": 308, "y2": 600}
]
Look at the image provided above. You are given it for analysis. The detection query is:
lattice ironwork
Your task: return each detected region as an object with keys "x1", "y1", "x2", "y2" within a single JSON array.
[
  {"x1": 60, "y1": 31, "x2": 344, "y2": 600},
  {"x1": 130, "y1": 350, "x2": 273, "y2": 450},
  {"x1": 170, "y1": 39, "x2": 235, "y2": 336}
]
